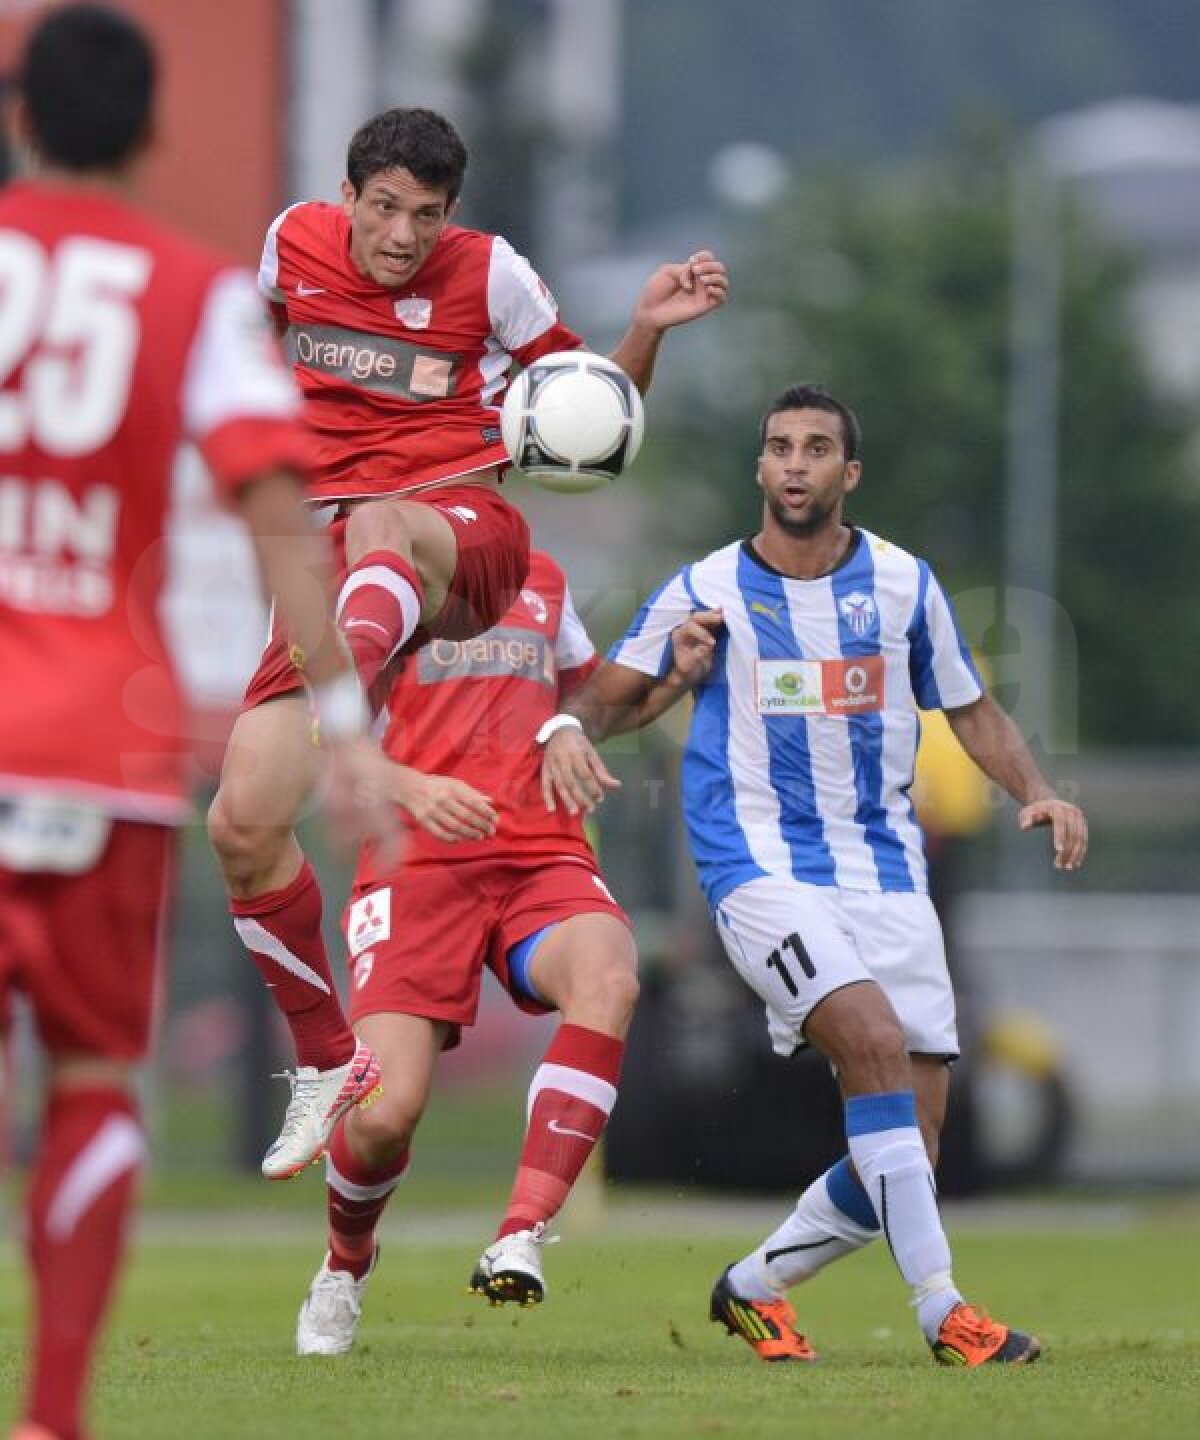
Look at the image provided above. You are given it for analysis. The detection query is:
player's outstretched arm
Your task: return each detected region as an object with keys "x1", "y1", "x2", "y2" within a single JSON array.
[
  {"x1": 540, "y1": 609, "x2": 724, "y2": 815},
  {"x1": 540, "y1": 661, "x2": 656, "y2": 815},
  {"x1": 609, "y1": 250, "x2": 729, "y2": 393},
  {"x1": 945, "y1": 694, "x2": 1088, "y2": 871}
]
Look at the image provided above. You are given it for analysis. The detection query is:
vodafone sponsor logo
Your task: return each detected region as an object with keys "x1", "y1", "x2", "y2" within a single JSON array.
[
  {"x1": 823, "y1": 656, "x2": 884, "y2": 713},
  {"x1": 0, "y1": 478, "x2": 118, "y2": 616}
]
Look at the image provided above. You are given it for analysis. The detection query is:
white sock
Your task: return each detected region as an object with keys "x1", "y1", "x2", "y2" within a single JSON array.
[
  {"x1": 845, "y1": 1091, "x2": 962, "y2": 1341},
  {"x1": 728, "y1": 1156, "x2": 879, "y2": 1301}
]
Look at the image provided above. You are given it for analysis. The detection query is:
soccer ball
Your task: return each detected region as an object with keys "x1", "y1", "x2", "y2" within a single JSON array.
[{"x1": 501, "y1": 351, "x2": 644, "y2": 494}]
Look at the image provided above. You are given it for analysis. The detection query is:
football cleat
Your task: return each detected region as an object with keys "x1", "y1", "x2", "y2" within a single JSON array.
[
  {"x1": 262, "y1": 1038, "x2": 382, "y2": 1181},
  {"x1": 469, "y1": 1222, "x2": 555, "y2": 1307},
  {"x1": 296, "y1": 1249, "x2": 377, "y2": 1356},
  {"x1": 709, "y1": 1265, "x2": 818, "y2": 1362},
  {"x1": 931, "y1": 1303, "x2": 1042, "y2": 1367}
]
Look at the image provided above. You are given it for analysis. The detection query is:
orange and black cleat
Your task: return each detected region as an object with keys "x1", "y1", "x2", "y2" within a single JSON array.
[
  {"x1": 709, "y1": 1265, "x2": 817, "y2": 1362},
  {"x1": 931, "y1": 1303, "x2": 1042, "y2": 1367}
]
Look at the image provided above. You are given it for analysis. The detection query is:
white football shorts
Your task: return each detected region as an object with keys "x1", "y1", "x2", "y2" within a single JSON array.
[{"x1": 713, "y1": 876, "x2": 959, "y2": 1060}]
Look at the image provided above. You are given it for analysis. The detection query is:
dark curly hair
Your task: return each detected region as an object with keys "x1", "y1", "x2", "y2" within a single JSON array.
[{"x1": 346, "y1": 108, "x2": 468, "y2": 201}]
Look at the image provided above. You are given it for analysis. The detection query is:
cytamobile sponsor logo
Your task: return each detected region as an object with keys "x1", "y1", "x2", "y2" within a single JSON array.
[
  {"x1": 287, "y1": 323, "x2": 461, "y2": 401},
  {"x1": 756, "y1": 656, "x2": 884, "y2": 716}
]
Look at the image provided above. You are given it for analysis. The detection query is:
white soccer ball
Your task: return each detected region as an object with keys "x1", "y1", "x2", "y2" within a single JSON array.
[{"x1": 501, "y1": 351, "x2": 644, "y2": 494}]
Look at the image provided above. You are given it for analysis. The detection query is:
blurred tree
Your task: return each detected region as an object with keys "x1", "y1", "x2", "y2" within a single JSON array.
[
  {"x1": 452, "y1": 0, "x2": 544, "y2": 260},
  {"x1": 647, "y1": 131, "x2": 1200, "y2": 747}
]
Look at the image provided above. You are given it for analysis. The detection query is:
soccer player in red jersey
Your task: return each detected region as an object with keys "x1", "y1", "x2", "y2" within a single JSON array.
[
  {"x1": 0, "y1": 9, "x2": 391, "y2": 1438},
  {"x1": 292, "y1": 550, "x2": 682, "y2": 1353},
  {"x1": 205, "y1": 105, "x2": 729, "y2": 1180}
]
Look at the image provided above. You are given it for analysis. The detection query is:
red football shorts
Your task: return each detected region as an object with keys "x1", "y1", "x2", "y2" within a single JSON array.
[
  {"x1": 243, "y1": 483, "x2": 531, "y2": 709},
  {"x1": 341, "y1": 851, "x2": 631, "y2": 1044},
  {"x1": 0, "y1": 820, "x2": 173, "y2": 1060}
]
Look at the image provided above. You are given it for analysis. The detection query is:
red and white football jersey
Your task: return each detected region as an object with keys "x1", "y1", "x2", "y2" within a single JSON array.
[
  {"x1": 259, "y1": 202, "x2": 582, "y2": 501},
  {"x1": 356, "y1": 550, "x2": 598, "y2": 882},
  {"x1": 0, "y1": 181, "x2": 308, "y2": 821}
]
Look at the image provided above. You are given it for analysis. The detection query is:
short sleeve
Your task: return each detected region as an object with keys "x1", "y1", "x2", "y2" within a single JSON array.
[
  {"x1": 182, "y1": 268, "x2": 307, "y2": 493},
  {"x1": 487, "y1": 235, "x2": 582, "y2": 363},
  {"x1": 554, "y1": 582, "x2": 596, "y2": 673},
  {"x1": 608, "y1": 567, "x2": 702, "y2": 680},
  {"x1": 258, "y1": 205, "x2": 297, "y2": 304},
  {"x1": 907, "y1": 562, "x2": 983, "y2": 711}
]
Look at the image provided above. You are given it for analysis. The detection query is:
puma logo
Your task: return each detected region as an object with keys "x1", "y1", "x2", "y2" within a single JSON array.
[{"x1": 750, "y1": 600, "x2": 785, "y2": 623}]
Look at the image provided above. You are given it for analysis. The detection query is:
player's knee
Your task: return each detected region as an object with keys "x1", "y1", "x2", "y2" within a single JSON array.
[
  {"x1": 830, "y1": 1012, "x2": 908, "y2": 1090},
  {"x1": 349, "y1": 1088, "x2": 422, "y2": 1156},
  {"x1": 344, "y1": 497, "x2": 413, "y2": 563},
  {"x1": 601, "y1": 961, "x2": 640, "y2": 1029},
  {"x1": 558, "y1": 953, "x2": 639, "y2": 1034},
  {"x1": 206, "y1": 795, "x2": 283, "y2": 893}
]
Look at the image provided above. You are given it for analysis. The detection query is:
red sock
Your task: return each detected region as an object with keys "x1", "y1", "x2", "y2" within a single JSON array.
[
  {"x1": 497, "y1": 1024, "x2": 624, "y2": 1240},
  {"x1": 324, "y1": 1118, "x2": 410, "y2": 1279},
  {"x1": 336, "y1": 550, "x2": 423, "y2": 694},
  {"x1": 25, "y1": 1087, "x2": 144, "y2": 1440},
  {"x1": 230, "y1": 861, "x2": 355, "y2": 1071}
]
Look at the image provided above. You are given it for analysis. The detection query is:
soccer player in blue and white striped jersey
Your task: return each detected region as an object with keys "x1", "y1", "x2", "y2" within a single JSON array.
[{"x1": 539, "y1": 383, "x2": 1087, "y2": 1368}]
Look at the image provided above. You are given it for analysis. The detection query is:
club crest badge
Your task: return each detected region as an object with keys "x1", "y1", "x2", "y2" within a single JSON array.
[
  {"x1": 838, "y1": 591, "x2": 879, "y2": 637},
  {"x1": 522, "y1": 589, "x2": 548, "y2": 625},
  {"x1": 394, "y1": 296, "x2": 432, "y2": 329}
]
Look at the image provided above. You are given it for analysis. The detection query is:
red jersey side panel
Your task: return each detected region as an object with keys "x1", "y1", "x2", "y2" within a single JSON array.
[
  {"x1": 0, "y1": 183, "x2": 304, "y2": 819},
  {"x1": 357, "y1": 551, "x2": 596, "y2": 882},
  {"x1": 259, "y1": 204, "x2": 582, "y2": 499}
]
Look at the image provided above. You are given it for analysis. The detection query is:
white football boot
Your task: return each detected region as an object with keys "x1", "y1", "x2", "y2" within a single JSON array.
[
  {"x1": 469, "y1": 1222, "x2": 557, "y2": 1307},
  {"x1": 296, "y1": 1250, "x2": 377, "y2": 1356},
  {"x1": 262, "y1": 1038, "x2": 382, "y2": 1181}
]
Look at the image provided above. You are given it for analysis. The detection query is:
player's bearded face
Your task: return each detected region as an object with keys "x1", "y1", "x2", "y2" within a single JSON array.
[
  {"x1": 758, "y1": 409, "x2": 860, "y2": 537},
  {"x1": 342, "y1": 168, "x2": 455, "y2": 288}
]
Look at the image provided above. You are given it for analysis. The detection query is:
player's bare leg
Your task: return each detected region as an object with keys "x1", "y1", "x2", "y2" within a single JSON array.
[
  {"x1": 296, "y1": 1014, "x2": 446, "y2": 1355},
  {"x1": 472, "y1": 914, "x2": 638, "y2": 1307},
  {"x1": 208, "y1": 696, "x2": 379, "y2": 1179},
  {"x1": 715, "y1": 1052, "x2": 953, "y2": 1362},
  {"x1": 18, "y1": 1056, "x2": 142, "y2": 1440}
]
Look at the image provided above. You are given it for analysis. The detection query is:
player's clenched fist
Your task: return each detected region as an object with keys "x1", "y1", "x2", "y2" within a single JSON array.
[
  {"x1": 670, "y1": 608, "x2": 724, "y2": 685},
  {"x1": 541, "y1": 727, "x2": 622, "y2": 816}
]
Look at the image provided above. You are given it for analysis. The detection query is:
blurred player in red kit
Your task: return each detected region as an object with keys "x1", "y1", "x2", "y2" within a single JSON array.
[
  {"x1": 0, "y1": 7, "x2": 393, "y2": 1437},
  {"x1": 292, "y1": 550, "x2": 686, "y2": 1353},
  {"x1": 205, "y1": 104, "x2": 729, "y2": 1180}
]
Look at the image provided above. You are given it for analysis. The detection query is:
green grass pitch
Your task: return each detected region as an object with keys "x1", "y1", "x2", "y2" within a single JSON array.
[{"x1": 2, "y1": 1199, "x2": 1198, "y2": 1439}]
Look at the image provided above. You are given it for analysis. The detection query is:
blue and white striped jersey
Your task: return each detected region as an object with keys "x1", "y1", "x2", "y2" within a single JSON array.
[{"x1": 608, "y1": 529, "x2": 982, "y2": 905}]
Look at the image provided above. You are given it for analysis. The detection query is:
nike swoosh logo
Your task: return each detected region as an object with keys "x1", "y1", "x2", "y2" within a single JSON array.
[
  {"x1": 295, "y1": 282, "x2": 326, "y2": 296},
  {"x1": 342, "y1": 618, "x2": 390, "y2": 636},
  {"x1": 352, "y1": 1068, "x2": 370, "y2": 1084},
  {"x1": 547, "y1": 1118, "x2": 598, "y2": 1142}
]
